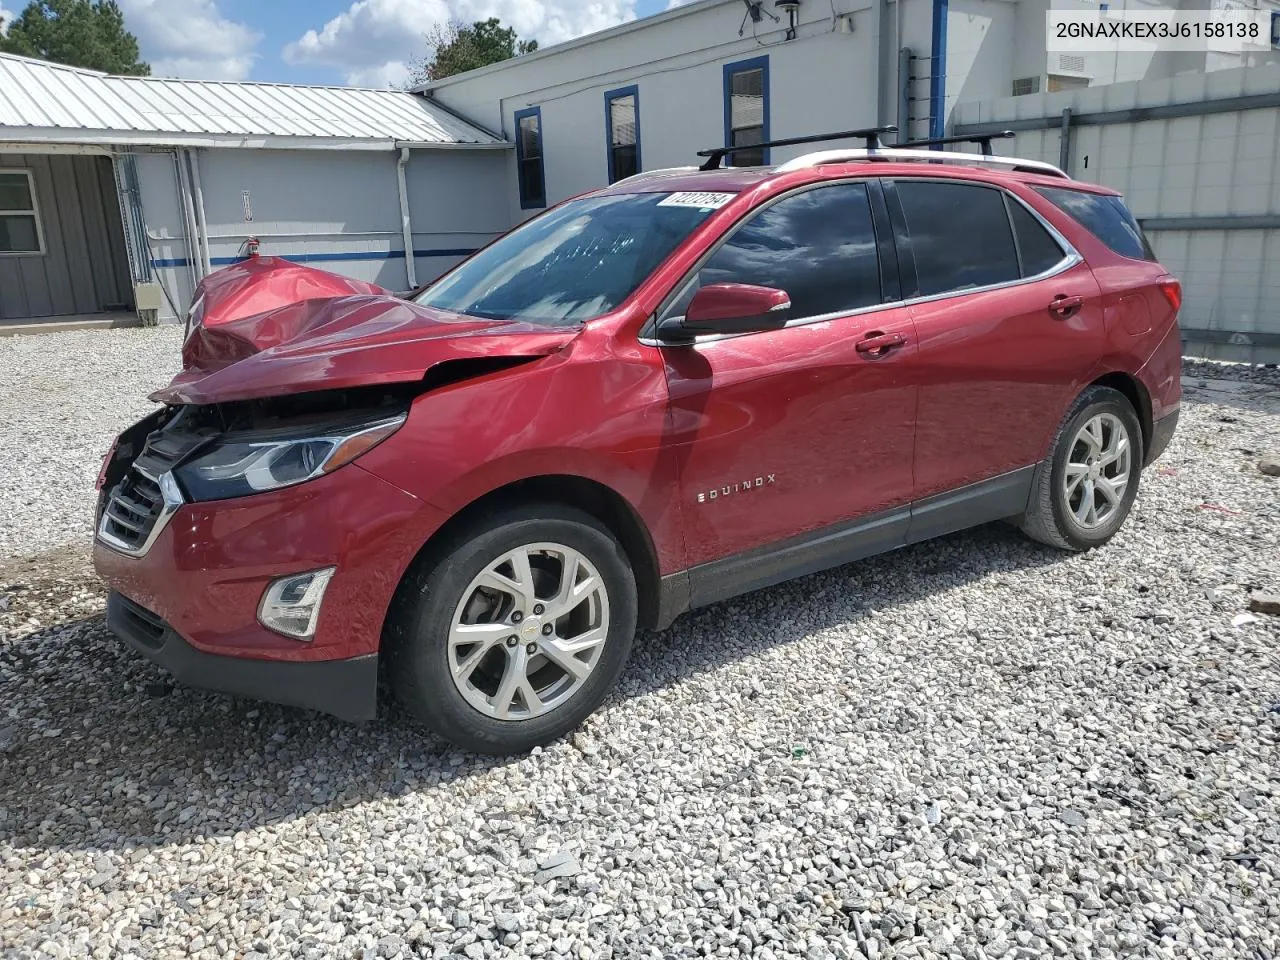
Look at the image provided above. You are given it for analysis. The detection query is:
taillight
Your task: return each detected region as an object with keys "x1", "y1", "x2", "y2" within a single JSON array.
[{"x1": 1158, "y1": 279, "x2": 1182, "y2": 313}]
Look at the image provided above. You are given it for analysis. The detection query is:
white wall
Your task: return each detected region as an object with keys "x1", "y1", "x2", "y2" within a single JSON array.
[
  {"x1": 132, "y1": 150, "x2": 195, "y2": 322},
  {"x1": 404, "y1": 149, "x2": 510, "y2": 284},
  {"x1": 946, "y1": 0, "x2": 1018, "y2": 121},
  {"x1": 1007, "y1": 0, "x2": 1280, "y2": 95},
  {"x1": 128, "y1": 146, "x2": 510, "y2": 320},
  {"x1": 953, "y1": 63, "x2": 1280, "y2": 362},
  {"x1": 427, "y1": 0, "x2": 889, "y2": 218},
  {"x1": 198, "y1": 149, "x2": 406, "y2": 290}
]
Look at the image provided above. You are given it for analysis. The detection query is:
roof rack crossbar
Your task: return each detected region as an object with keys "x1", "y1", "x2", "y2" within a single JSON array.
[
  {"x1": 890, "y1": 130, "x2": 1016, "y2": 156},
  {"x1": 696, "y1": 126, "x2": 898, "y2": 170}
]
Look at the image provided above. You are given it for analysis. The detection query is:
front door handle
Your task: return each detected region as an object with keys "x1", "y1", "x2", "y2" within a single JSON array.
[
  {"x1": 856, "y1": 331, "x2": 908, "y2": 358},
  {"x1": 1049, "y1": 294, "x2": 1085, "y2": 319}
]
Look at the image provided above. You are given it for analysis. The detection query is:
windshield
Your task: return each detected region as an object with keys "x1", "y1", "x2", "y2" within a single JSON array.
[{"x1": 414, "y1": 192, "x2": 733, "y2": 326}]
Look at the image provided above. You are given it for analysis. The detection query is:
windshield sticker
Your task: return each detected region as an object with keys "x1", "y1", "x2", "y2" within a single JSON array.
[{"x1": 657, "y1": 192, "x2": 735, "y2": 210}]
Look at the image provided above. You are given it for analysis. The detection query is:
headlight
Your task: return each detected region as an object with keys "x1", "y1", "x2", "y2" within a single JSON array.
[{"x1": 174, "y1": 414, "x2": 405, "y2": 502}]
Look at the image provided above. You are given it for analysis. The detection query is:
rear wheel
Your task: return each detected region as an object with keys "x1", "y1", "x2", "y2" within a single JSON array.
[
  {"x1": 385, "y1": 504, "x2": 637, "y2": 755},
  {"x1": 1020, "y1": 386, "x2": 1142, "y2": 551}
]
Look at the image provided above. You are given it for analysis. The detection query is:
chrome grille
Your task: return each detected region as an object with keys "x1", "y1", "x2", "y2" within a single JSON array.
[
  {"x1": 100, "y1": 470, "x2": 166, "y2": 552},
  {"x1": 97, "y1": 423, "x2": 201, "y2": 556}
]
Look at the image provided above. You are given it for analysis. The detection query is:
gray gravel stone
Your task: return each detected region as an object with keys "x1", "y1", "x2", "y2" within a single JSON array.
[
  {"x1": 1249, "y1": 593, "x2": 1280, "y2": 616},
  {"x1": 0, "y1": 326, "x2": 182, "y2": 559},
  {"x1": 2, "y1": 340, "x2": 1279, "y2": 958}
]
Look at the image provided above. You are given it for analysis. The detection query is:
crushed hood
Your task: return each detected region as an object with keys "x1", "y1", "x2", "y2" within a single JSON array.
[
  {"x1": 191, "y1": 256, "x2": 390, "y2": 329},
  {"x1": 155, "y1": 261, "x2": 577, "y2": 405}
]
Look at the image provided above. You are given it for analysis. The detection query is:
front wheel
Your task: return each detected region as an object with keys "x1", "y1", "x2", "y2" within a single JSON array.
[
  {"x1": 1020, "y1": 385, "x2": 1143, "y2": 551},
  {"x1": 385, "y1": 504, "x2": 637, "y2": 755}
]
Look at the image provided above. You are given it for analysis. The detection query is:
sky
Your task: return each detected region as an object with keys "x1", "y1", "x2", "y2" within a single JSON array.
[{"x1": 0, "y1": 0, "x2": 697, "y2": 87}]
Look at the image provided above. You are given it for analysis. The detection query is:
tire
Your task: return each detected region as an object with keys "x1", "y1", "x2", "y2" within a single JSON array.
[
  {"x1": 1019, "y1": 385, "x2": 1143, "y2": 552},
  {"x1": 384, "y1": 503, "x2": 637, "y2": 755}
]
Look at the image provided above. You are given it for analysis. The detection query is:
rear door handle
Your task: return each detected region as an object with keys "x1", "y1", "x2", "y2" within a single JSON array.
[
  {"x1": 856, "y1": 331, "x2": 908, "y2": 358},
  {"x1": 1049, "y1": 294, "x2": 1085, "y2": 319}
]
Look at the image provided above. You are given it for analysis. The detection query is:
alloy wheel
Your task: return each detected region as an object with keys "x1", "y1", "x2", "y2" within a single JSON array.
[
  {"x1": 1063, "y1": 412, "x2": 1132, "y2": 529},
  {"x1": 447, "y1": 542, "x2": 610, "y2": 721}
]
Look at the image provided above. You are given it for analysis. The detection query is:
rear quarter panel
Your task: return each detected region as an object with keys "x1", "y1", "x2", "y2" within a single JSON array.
[{"x1": 1012, "y1": 181, "x2": 1182, "y2": 422}]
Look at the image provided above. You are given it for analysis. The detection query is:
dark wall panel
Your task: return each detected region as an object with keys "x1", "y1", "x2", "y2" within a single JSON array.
[{"x1": 0, "y1": 153, "x2": 133, "y2": 321}]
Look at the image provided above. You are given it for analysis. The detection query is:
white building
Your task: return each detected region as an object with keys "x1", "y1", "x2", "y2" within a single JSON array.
[
  {"x1": 2, "y1": 0, "x2": 1278, "y2": 355},
  {"x1": 0, "y1": 52, "x2": 509, "y2": 327},
  {"x1": 419, "y1": 0, "x2": 1280, "y2": 216}
]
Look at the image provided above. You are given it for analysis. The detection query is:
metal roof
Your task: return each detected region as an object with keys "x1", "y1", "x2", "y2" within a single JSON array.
[{"x1": 0, "y1": 53, "x2": 506, "y2": 151}]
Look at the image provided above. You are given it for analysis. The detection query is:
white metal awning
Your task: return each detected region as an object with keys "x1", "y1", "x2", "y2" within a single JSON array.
[{"x1": 0, "y1": 53, "x2": 508, "y2": 152}]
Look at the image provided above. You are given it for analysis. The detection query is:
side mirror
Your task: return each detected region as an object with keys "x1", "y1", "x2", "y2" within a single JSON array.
[{"x1": 657, "y1": 283, "x2": 792, "y2": 342}]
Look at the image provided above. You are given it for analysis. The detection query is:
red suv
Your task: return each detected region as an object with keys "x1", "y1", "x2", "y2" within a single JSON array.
[{"x1": 94, "y1": 130, "x2": 1182, "y2": 755}]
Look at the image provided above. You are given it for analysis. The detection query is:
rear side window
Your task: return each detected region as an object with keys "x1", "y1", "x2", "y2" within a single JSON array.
[
  {"x1": 1006, "y1": 198, "x2": 1067, "y2": 277},
  {"x1": 896, "y1": 181, "x2": 1020, "y2": 296},
  {"x1": 697, "y1": 182, "x2": 881, "y2": 319},
  {"x1": 1035, "y1": 186, "x2": 1155, "y2": 261}
]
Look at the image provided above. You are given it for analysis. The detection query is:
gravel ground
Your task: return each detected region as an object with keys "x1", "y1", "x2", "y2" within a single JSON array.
[
  {"x1": 0, "y1": 326, "x2": 184, "y2": 561},
  {"x1": 1, "y1": 328, "x2": 1279, "y2": 960}
]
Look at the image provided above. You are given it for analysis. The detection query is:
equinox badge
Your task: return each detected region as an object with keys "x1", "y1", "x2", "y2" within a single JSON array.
[{"x1": 697, "y1": 475, "x2": 776, "y2": 503}]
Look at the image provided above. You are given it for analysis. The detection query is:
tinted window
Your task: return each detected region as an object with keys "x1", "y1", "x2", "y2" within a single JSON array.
[
  {"x1": 697, "y1": 182, "x2": 881, "y2": 319},
  {"x1": 0, "y1": 171, "x2": 41, "y2": 254},
  {"x1": 1007, "y1": 197, "x2": 1066, "y2": 277},
  {"x1": 726, "y1": 60, "x2": 767, "y2": 167},
  {"x1": 515, "y1": 109, "x2": 545, "y2": 209},
  {"x1": 1035, "y1": 187, "x2": 1154, "y2": 261},
  {"x1": 897, "y1": 181, "x2": 1020, "y2": 296},
  {"x1": 606, "y1": 89, "x2": 639, "y2": 184},
  {"x1": 416, "y1": 193, "x2": 723, "y2": 327}
]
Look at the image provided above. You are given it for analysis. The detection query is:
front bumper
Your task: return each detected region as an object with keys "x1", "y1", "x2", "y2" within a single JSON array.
[
  {"x1": 107, "y1": 593, "x2": 378, "y2": 721},
  {"x1": 95, "y1": 460, "x2": 445, "y2": 666}
]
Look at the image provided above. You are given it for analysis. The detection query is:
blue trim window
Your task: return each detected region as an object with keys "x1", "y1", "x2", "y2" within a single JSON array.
[
  {"x1": 514, "y1": 106, "x2": 546, "y2": 210},
  {"x1": 604, "y1": 85, "x2": 641, "y2": 184},
  {"x1": 722, "y1": 56, "x2": 770, "y2": 167}
]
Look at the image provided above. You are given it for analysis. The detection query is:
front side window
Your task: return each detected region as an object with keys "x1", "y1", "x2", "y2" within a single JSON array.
[
  {"x1": 1035, "y1": 186, "x2": 1155, "y2": 261},
  {"x1": 896, "y1": 180, "x2": 1020, "y2": 296},
  {"x1": 685, "y1": 182, "x2": 882, "y2": 320},
  {"x1": 605, "y1": 86, "x2": 640, "y2": 184},
  {"x1": 515, "y1": 107, "x2": 546, "y2": 210},
  {"x1": 415, "y1": 192, "x2": 729, "y2": 327},
  {"x1": 0, "y1": 170, "x2": 44, "y2": 255},
  {"x1": 723, "y1": 57, "x2": 769, "y2": 167}
]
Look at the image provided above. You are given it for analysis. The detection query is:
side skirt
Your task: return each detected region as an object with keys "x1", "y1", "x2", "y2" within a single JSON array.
[{"x1": 661, "y1": 464, "x2": 1038, "y2": 618}]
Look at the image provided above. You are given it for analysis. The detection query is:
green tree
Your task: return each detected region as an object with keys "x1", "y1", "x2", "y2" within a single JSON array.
[
  {"x1": 0, "y1": 0, "x2": 148, "y2": 75},
  {"x1": 407, "y1": 17, "x2": 537, "y2": 85}
]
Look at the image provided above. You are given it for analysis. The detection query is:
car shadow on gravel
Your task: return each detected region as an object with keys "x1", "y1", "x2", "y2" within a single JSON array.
[{"x1": 0, "y1": 522, "x2": 1067, "y2": 854}]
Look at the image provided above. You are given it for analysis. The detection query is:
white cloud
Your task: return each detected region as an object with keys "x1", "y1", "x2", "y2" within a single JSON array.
[
  {"x1": 285, "y1": 0, "x2": 638, "y2": 88},
  {"x1": 0, "y1": 4, "x2": 14, "y2": 36},
  {"x1": 666, "y1": 0, "x2": 697, "y2": 8},
  {"x1": 119, "y1": 0, "x2": 261, "y2": 81}
]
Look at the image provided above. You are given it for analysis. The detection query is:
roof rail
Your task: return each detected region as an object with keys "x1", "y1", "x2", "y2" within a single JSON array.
[
  {"x1": 697, "y1": 126, "x2": 897, "y2": 171},
  {"x1": 891, "y1": 130, "x2": 1015, "y2": 156},
  {"x1": 609, "y1": 166, "x2": 700, "y2": 187},
  {"x1": 773, "y1": 147, "x2": 1069, "y2": 179}
]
